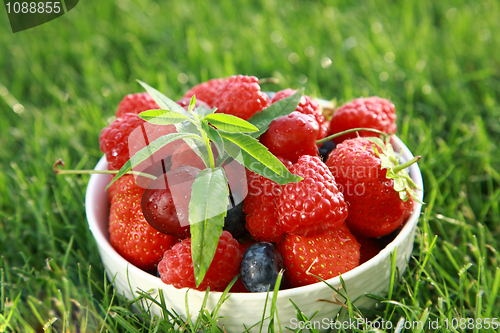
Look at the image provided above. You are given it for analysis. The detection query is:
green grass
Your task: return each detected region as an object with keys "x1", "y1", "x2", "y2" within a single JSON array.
[{"x1": 1, "y1": 0, "x2": 500, "y2": 331}]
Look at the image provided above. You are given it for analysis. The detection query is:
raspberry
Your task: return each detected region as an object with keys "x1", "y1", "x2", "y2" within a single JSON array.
[
  {"x1": 328, "y1": 96, "x2": 397, "y2": 143},
  {"x1": 243, "y1": 158, "x2": 293, "y2": 243},
  {"x1": 272, "y1": 89, "x2": 326, "y2": 139},
  {"x1": 216, "y1": 75, "x2": 270, "y2": 120},
  {"x1": 277, "y1": 155, "x2": 348, "y2": 236},
  {"x1": 325, "y1": 137, "x2": 415, "y2": 237},
  {"x1": 183, "y1": 78, "x2": 228, "y2": 107},
  {"x1": 278, "y1": 225, "x2": 360, "y2": 287},
  {"x1": 259, "y1": 111, "x2": 320, "y2": 163},
  {"x1": 99, "y1": 113, "x2": 180, "y2": 171},
  {"x1": 116, "y1": 92, "x2": 160, "y2": 119},
  {"x1": 157, "y1": 231, "x2": 243, "y2": 291},
  {"x1": 176, "y1": 97, "x2": 210, "y2": 110}
]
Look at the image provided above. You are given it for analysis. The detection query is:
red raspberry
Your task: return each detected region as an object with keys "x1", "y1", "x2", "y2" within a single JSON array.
[
  {"x1": 157, "y1": 231, "x2": 243, "y2": 291},
  {"x1": 216, "y1": 75, "x2": 270, "y2": 120},
  {"x1": 243, "y1": 158, "x2": 293, "y2": 243},
  {"x1": 272, "y1": 89, "x2": 326, "y2": 139},
  {"x1": 325, "y1": 137, "x2": 415, "y2": 237},
  {"x1": 116, "y1": 92, "x2": 160, "y2": 119},
  {"x1": 99, "y1": 113, "x2": 180, "y2": 171},
  {"x1": 182, "y1": 78, "x2": 228, "y2": 107},
  {"x1": 108, "y1": 175, "x2": 177, "y2": 271},
  {"x1": 259, "y1": 111, "x2": 320, "y2": 163},
  {"x1": 278, "y1": 225, "x2": 360, "y2": 287},
  {"x1": 176, "y1": 97, "x2": 210, "y2": 110},
  {"x1": 277, "y1": 155, "x2": 348, "y2": 236},
  {"x1": 328, "y1": 97, "x2": 397, "y2": 143}
]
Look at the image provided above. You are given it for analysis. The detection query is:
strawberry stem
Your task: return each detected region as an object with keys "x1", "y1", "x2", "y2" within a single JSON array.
[
  {"x1": 316, "y1": 128, "x2": 389, "y2": 145},
  {"x1": 393, "y1": 155, "x2": 421, "y2": 173},
  {"x1": 53, "y1": 159, "x2": 156, "y2": 179}
]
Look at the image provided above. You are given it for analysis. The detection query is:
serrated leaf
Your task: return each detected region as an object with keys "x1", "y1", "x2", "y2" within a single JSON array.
[
  {"x1": 106, "y1": 132, "x2": 203, "y2": 190},
  {"x1": 205, "y1": 113, "x2": 258, "y2": 133},
  {"x1": 219, "y1": 132, "x2": 302, "y2": 185},
  {"x1": 247, "y1": 89, "x2": 302, "y2": 137},
  {"x1": 367, "y1": 136, "x2": 423, "y2": 204},
  {"x1": 201, "y1": 121, "x2": 225, "y2": 160},
  {"x1": 137, "y1": 80, "x2": 193, "y2": 119},
  {"x1": 138, "y1": 109, "x2": 190, "y2": 125},
  {"x1": 189, "y1": 167, "x2": 229, "y2": 286}
]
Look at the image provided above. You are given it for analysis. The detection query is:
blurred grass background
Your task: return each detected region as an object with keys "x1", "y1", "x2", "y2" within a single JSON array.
[{"x1": 0, "y1": 0, "x2": 499, "y2": 331}]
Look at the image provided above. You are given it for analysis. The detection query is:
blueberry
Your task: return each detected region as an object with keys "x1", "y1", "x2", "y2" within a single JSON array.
[
  {"x1": 240, "y1": 242, "x2": 284, "y2": 292},
  {"x1": 319, "y1": 140, "x2": 337, "y2": 161},
  {"x1": 223, "y1": 199, "x2": 247, "y2": 238}
]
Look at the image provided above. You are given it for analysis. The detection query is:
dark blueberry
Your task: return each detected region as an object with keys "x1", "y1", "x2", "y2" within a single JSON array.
[
  {"x1": 319, "y1": 140, "x2": 337, "y2": 161},
  {"x1": 240, "y1": 242, "x2": 284, "y2": 292},
  {"x1": 223, "y1": 200, "x2": 247, "y2": 238}
]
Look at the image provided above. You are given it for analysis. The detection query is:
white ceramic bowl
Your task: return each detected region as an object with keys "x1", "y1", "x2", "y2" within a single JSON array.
[{"x1": 85, "y1": 136, "x2": 423, "y2": 332}]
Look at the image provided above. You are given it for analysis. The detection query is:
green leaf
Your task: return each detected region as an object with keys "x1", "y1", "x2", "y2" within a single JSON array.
[
  {"x1": 219, "y1": 132, "x2": 302, "y2": 185},
  {"x1": 247, "y1": 89, "x2": 302, "y2": 137},
  {"x1": 188, "y1": 95, "x2": 196, "y2": 112},
  {"x1": 138, "y1": 109, "x2": 190, "y2": 125},
  {"x1": 205, "y1": 113, "x2": 258, "y2": 133},
  {"x1": 106, "y1": 132, "x2": 203, "y2": 190},
  {"x1": 189, "y1": 167, "x2": 229, "y2": 287},
  {"x1": 175, "y1": 121, "x2": 211, "y2": 167},
  {"x1": 201, "y1": 121, "x2": 225, "y2": 160},
  {"x1": 196, "y1": 106, "x2": 217, "y2": 117},
  {"x1": 137, "y1": 80, "x2": 193, "y2": 119}
]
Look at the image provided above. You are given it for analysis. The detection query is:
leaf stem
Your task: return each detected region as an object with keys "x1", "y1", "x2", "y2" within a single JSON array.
[
  {"x1": 393, "y1": 155, "x2": 421, "y2": 173},
  {"x1": 316, "y1": 128, "x2": 389, "y2": 144},
  {"x1": 55, "y1": 169, "x2": 157, "y2": 180},
  {"x1": 204, "y1": 133, "x2": 215, "y2": 169},
  {"x1": 53, "y1": 159, "x2": 156, "y2": 179}
]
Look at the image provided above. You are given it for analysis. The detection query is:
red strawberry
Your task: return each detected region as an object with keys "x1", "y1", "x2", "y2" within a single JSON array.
[
  {"x1": 272, "y1": 89, "x2": 326, "y2": 140},
  {"x1": 325, "y1": 137, "x2": 417, "y2": 238},
  {"x1": 243, "y1": 158, "x2": 293, "y2": 243},
  {"x1": 328, "y1": 97, "x2": 397, "y2": 143},
  {"x1": 278, "y1": 225, "x2": 360, "y2": 287},
  {"x1": 277, "y1": 155, "x2": 348, "y2": 236},
  {"x1": 259, "y1": 111, "x2": 320, "y2": 163},
  {"x1": 215, "y1": 75, "x2": 270, "y2": 120},
  {"x1": 116, "y1": 92, "x2": 160, "y2": 119},
  {"x1": 182, "y1": 78, "x2": 228, "y2": 107},
  {"x1": 99, "y1": 113, "x2": 179, "y2": 171},
  {"x1": 157, "y1": 231, "x2": 243, "y2": 291},
  {"x1": 108, "y1": 175, "x2": 177, "y2": 271}
]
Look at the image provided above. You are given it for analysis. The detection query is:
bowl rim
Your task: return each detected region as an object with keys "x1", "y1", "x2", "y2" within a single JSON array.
[{"x1": 85, "y1": 135, "x2": 423, "y2": 300}]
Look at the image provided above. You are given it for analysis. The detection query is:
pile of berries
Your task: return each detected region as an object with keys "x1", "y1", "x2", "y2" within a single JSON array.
[{"x1": 99, "y1": 75, "x2": 419, "y2": 292}]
